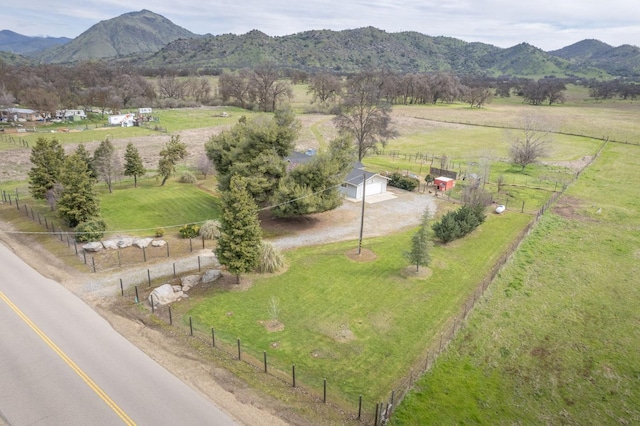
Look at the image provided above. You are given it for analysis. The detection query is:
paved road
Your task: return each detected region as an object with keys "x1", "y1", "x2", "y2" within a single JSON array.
[{"x1": 0, "y1": 242, "x2": 237, "y2": 425}]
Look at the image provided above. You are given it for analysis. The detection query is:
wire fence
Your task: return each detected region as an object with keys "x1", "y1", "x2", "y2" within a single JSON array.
[
  {"x1": 0, "y1": 139, "x2": 608, "y2": 424},
  {"x1": 0, "y1": 190, "x2": 216, "y2": 274}
]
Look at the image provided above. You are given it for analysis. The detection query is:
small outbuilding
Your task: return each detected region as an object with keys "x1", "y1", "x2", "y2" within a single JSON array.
[
  {"x1": 341, "y1": 162, "x2": 389, "y2": 200},
  {"x1": 434, "y1": 176, "x2": 455, "y2": 191}
]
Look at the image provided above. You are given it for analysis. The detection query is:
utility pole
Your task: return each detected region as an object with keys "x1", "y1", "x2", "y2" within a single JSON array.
[{"x1": 358, "y1": 173, "x2": 366, "y2": 255}]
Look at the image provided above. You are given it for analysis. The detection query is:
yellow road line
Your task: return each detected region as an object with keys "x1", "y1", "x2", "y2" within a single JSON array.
[{"x1": 0, "y1": 291, "x2": 136, "y2": 426}]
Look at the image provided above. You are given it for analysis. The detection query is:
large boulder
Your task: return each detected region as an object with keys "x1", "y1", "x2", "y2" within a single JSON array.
[
  {"x1": 181, "y1": 275, "x2": 201, "y2": 292},
  {"x1": 202, "y1": 269, "x2": 222, "y2": 283},
  {"x1": 82, "y1": 242, "x2": 103, "y2": 252},
  {"x1": 116, "y1": 237, "x2": 134, "y2": 248},
  {"x1": 151, "y1": 239, "x2": 166, "y2": 247},
  {"x1": 133, "y1": 238, "x2": 154, "y2": 248},
  {"x1": 149, "y1": 284, "x2": 182, "y2": 306},
  {"x1": 101, "y1": 239, "x2": 118, "y2": 250}
]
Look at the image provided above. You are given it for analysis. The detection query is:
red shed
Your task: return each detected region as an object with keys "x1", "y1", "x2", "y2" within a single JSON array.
[{"x1": 434, "y1": 176, "x2": 455, "y2": 191}]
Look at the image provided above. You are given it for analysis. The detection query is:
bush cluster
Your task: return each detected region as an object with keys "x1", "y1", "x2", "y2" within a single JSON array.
[
  {"x1": 387, "y1": 173, "x2": 420, "y2": 191},
  {"x1": 179, "y1": 223, "x2": 200, "y2": 238},
  {"x1": 75, "y1": 219, "x2": 107, "y2": 242},
  {"x1": 432, "y1": 204, "x2": 486, "y2": 243},
  {"x1": 255, "y1": 242, "x2": 285, "y2": 274},
  {"x1": 199, "y1": 220, "x2": 220, "y2": 240},
  {"x1": 179, "y1": 172, "x2": 197, "y2": 183}
]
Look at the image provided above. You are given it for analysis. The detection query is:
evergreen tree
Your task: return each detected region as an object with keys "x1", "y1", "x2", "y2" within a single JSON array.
[
  {"x1": 406, "y1": 210, "x2": 432, "y2": 271},
  {"x1": 205, "y1": 109, "x2": 300, "y2": 204},
  {"x1": 432, "y1": 211, "x2": 462, "y2": 244},
  {"x1": 93, "y1": 138, "x2": 121, "y2": 193},
  {"x1": 74, "y1": 143, "x2": 97, "y2": 181},
  {"x1": 215, "y1": 175, "x2": 263, "y2": 283},
  {"x1": 57, "y1": 154, "x2": 100, "y2": 228},
  {"x1": 158, "y1": 135, "x2": 187, "y2": 186},
  {"x1": 271, "y1": 136, "x2": 354, "y2": 217},
  {"x1": 123, "y1": 142, "x2": 146, "y2": 187},
  {"x1": 28, "y1": 137, "x2": 65, "y2": 200}
]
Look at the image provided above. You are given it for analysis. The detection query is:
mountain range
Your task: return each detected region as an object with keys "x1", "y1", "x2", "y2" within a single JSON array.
[
  {"x1": 1, "y1": 10, "x2": 639, "y2": 78},
  {"x1": 0, "y1": 30, "x2": 70, "y2": 55}
]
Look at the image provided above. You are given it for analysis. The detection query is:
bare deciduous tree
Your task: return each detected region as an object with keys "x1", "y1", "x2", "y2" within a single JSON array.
[
  {"x1": 157, "y1": 74, "x2": 187, "y2": 100},
  {"x1": 218, "y1": 70, "x2": 252, "y2": 108},
  {"x1": 332, "y1": 70, "x2": 397, "y2": 161},
  {"x1": 307, "y1": 72, "x2": 342, "y2": 104},
  {"x1": 249, "y1": 63, "x2": 292, "y2": 112},
  {"x1": 507, "y1": 115, "x2": 553, "y2": 170},
  {"x1": 196, "y1": 153, "x2": 214, "y2": 178}
]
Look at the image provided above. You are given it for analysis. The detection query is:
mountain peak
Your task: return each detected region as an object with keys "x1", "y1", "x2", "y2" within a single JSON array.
[{"x1": 37, "y1": 9, "x2": 197, "y2": 63}]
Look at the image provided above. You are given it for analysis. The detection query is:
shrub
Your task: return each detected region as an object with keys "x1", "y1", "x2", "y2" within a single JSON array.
[
  {"x1": 432, "y1": 212, "x2": 462, "y2": 243},
  {"x1": 199, "y1": 220, "x2": 220, "y2": 240},
  {"x1": 255, "y1": 242, "x2": 285, "y2": 273},
  {"x1": 179, "y1": 223, "x2": 200, "y2": 238},
  {"x1": 179, "y1": 172, "x2": 197, "y2": 183},
  {"x1": 75, "y1": 219, "x2": 107, "y2": 242},
  {"x1": 388, "y1": 173, "x2": 420, "y2": 191},
  {"x1": 432, "y1": 204, "x2": 486, "y2": 243},
  {"x1": 155, "y1": 227, "x2": 165, "y2": 238}
]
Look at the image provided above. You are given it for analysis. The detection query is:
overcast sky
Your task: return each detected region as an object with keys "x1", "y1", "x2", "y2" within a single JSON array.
[{"x1": 4, "y1": 1, "x2": 639, "y2": 51}]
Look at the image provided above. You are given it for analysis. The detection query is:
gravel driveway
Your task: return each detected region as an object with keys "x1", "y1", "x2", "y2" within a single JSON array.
[{"x1": 268, "y1": 188, "x2": 438, "y2": 251}]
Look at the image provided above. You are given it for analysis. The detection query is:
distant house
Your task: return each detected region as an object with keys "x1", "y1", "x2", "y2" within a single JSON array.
[
  {"x1": 57, "y1": 109, "x2": 86, "y2": 121},
  {"x1": 341, "y1": 162, "x2": 389, "y2": 200},
  {"x1": 108, "y1": 113, "x2": 136, "y2": 127},
  {"x1": 1, "y1": 108, "x2": 40, "y2": 122},
  {"x1": 434, "y1": 176, "x2": 455, "y2": 191}
]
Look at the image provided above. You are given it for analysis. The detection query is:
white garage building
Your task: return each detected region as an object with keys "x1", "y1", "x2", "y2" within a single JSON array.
[{"x1": 341, "y1": 162, "x2": 389, "y2": 200}]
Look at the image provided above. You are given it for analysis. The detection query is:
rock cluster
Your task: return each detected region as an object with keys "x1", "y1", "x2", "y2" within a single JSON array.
[
  {"x1": 148, "y1": 269, "x2": 222, "y2": 307},
  {"x1": 82, "y1": 237, "x2": 163, "y2": 252}
]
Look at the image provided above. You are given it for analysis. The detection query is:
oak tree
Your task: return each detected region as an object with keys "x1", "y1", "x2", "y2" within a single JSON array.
[
  {"x1": 158, "y1": 135, "x2": 187, "y2": 186},
  {"x1": 333, "y1": 71, "x2": 397, "y2": 161}
]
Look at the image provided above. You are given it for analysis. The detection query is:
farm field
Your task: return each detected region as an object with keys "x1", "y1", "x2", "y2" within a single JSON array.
[
  {"x1": 1, "y1": 86, "x2": 639, "y2": 424},
  {"x1": 390, "y1": 143, "x2": 640, "y2": 424}
]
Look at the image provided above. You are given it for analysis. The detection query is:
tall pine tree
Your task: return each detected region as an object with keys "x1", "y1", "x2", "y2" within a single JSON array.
[
  {"x1": 406, "y1": 210, "x2": 432, "y2": 271},
  {"x1": 28, "y1": 137, "x2": 65, "y2": 200},
  {"x1": 123, "y1": 142, "x2": 146, "y2": 187},
  {"x1": 215, "y1": 175, "x2": 262, "y2": 283},
  {"x1": 57, "y1": 154, "x2": 100, "y2": 228}
]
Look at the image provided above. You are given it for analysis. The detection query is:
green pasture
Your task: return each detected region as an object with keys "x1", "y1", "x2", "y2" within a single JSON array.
[
  {"x1": 185, "y1": 211, "x2": 531, "y2": 404},
  {"x1": 0, "y1": 106, "x2": 253, "y2": 148},
  {"x1": 394, "y1": 94, "x2": 640, "y2": 145},
  {"x1": 2, "y1": 91, "x2": 640, "y2": 423},
  {"x1": 391, "y1": 141, "x2": 640, "y2": 424},
  {"x1": 98, "y1": 177, "x2": 221, "y2": 236}
]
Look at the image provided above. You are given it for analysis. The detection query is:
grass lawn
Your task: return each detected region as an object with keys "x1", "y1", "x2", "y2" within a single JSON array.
[
  {"x1": 390, "y1": 141, "x2": 640, "y2": 424},
  {"x1": 98, "y1": 176, "x2": 221, "y2": 236},
  {"x1": 185, "y1": 210, "x2": 532, "y2": 405}
]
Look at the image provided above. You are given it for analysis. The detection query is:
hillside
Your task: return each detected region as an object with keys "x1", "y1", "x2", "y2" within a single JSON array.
[
  {"x1": 2, "y1": 9, "x2": 639, "y2": 77},
  {"x1": 138, "y1": 27, "x2": 586, "y2": 76},
  {"x1": 37, "y1": 10, "x2": 196, "y2": 63},
  {"x1": 549, "y1": 40, "x2": 640, "y2": 77},
  {"x1": 140, "y1": 27, "x2": 487, "y2": 73},
  {"x1": 0, "y1": 30, "x2": 69, "y2": 56}
]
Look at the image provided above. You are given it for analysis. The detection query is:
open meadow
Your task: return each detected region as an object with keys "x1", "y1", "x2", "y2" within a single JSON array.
[{"x1": 1, "y1": 84, "x2": 639, "y2": 424}]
